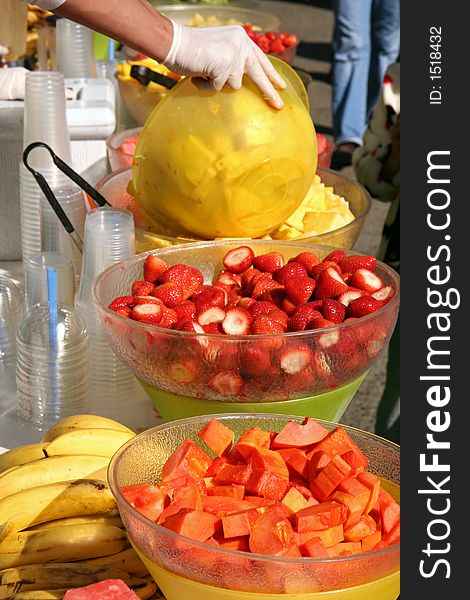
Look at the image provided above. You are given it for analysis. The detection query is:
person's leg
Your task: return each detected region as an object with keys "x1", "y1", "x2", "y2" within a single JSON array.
[
  {"x1": 332, "y1": 0, "x2": 373, "y2": 146},
  {"x1": 368, "y1": 0, "x2": 400, "y2": 118}
]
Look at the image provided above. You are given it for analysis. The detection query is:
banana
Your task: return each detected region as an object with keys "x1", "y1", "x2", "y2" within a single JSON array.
[
  {"x1": 43, "y1": 428, "x2": 135, "y2": 458},
  {"x1": 0, "y1": 523, "x2": 127, "y2": 570},
  {"x1": 0, "y1": 444, "x2": 45, "y2": 475},
  {"x1": 85, "y1": 547, "x2": 149, "y2": 577},
  {"x1": 0, "y1": 479, "x2": 116, "y2": 540},
  {"x1": 0, "y1": 563, "x2": 135, "y2": 598},
  {"x1": 8, "y1": 578, "x2": 158, "y2": 600},
  {"x1": 26, "y1": 510, "x2": 123, "y2": 532},
  {"x1": 42, "y1": 414, "x2": 135, "y2": 442},
  {"x1": 0, "y1": 455, "x2": 109, "y2": 501}
]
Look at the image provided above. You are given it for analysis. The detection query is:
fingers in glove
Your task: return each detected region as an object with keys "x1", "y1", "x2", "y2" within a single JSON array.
[
  {"x1": 244, "y1": 56, "x2": 284, "y2": 110},
  {"x1": 252, "y1": 44, "x2": 287, "y2": 90},
  {"x1": 227, "y1": 63, "x2": 244, "y2": 90}
]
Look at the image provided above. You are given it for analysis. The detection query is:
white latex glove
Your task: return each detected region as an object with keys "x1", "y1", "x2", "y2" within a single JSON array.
[
  {"x1": 0, "y1": 67, "x2": 29, "y2": 100},
  {"x1": 163, "y1": 21, "x2": 286, "y2": 109}
]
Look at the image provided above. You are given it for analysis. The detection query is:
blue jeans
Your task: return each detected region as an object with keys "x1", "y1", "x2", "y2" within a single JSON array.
[{"x1": 332, "y1": 0, "x2": 400, "y2": 146}]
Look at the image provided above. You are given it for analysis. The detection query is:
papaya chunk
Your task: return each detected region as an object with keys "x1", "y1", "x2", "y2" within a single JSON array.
[
  {"x1": 249, "y1": 504, "x2": 300, "y2": 557},
  {"x1": 207, "y1": 484, "x2": 245, "y2": 500},
  {"x1": 214, "y1": 463, "x2": 253, "y2": 486},
  {"x1": 296, "y1": 501, "x2": 348, "y2": 532},
  {"x1": 357, "y1": 471, "x2": 381, "y2": 515},
  {"x1": 162, "y1": 439, "x2": 213, "y2": 482},
  {"x1": 246, "y1": 468, "x2": 291, "y2": 500},
  {"x1": 198, "y1": 418, "x2": 234, "y2": 457},
  {"x1": 326, "y1": 541, "x2": 362, "y2": 557},
  {"x1": 361, "y1": 529, "x2": 382, "y2": 552},
  {"x1": 344, "y1": 515, "x2": 377, "y2": 542},
  {"x1": 164, "y1": 509, "x2": 220, "y2": 541},
  {"x1": 281, "y1": 486, "x2": 309, "y2": 515},
  {"x1": 379, "y1": 488, "x2": 401, "y2": 534},
  {"x1": 272, "y1": 418, "x2": 329, "y2": 449}
]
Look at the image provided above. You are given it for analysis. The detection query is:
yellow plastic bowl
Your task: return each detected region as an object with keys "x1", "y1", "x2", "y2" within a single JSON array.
[
  {"x1": 131, "y1": 57, "x2": 317, "y2": 240},
  {"x1": 108, "y1": 414, "x2": 400, "y2": 599}
]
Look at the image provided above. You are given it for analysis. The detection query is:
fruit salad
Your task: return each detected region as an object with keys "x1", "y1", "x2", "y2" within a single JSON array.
[{"x1": 121, "y1": 417, "x2": 400, "y2": 558}]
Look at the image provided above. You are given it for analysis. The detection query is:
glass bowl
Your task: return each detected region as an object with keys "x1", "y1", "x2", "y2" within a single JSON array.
[
  {"x1": 92, "y1": 241, "x2": 399, "y2": 421},
  {"x1": 108, "y1": 414, "x2": 400, "y2": 600},
  {"x1": 106, "y1": 127, "x2": 142, "y2": 171},
  {"x1": 116, "y1": 75, "x2": 171, "y2": 127}
]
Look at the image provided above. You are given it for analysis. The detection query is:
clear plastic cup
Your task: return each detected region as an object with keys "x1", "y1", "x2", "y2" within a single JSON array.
[
  {"x1": 56, "y1": 19, "x2": 97, "y2": 78},
  {"x1": 40, "y1": 187, "x2": 86, "y2": 287},
  {"x1": 0, "y1": 276, "x2": 24, "y2": 398},
  {"x1": 16, "y1": 304, "x2": 90, "y2": 431},
  {"x1": 25, "y1": 253, "x2": 75, "y2": 311}
]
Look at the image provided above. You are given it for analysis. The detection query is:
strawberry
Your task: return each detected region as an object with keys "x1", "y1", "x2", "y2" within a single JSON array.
[
  {"x1": 281, "y1": 297, "x2": 297, "y2": 316},
  {"x1": 237, "y1": 297, "x2": 256, "y2": 310},
  {"x1": 321, "y1": 299, "x2": 346, "y2": 324},
  {"x1": 152, "y1": 282, "x2": 184, "y2": 308},
  {"x1": 324, "y1": 250, "x2": 347, "y2": 264},
  {"x1": 311, "y1": 351, "x2": 332, "y2": 378},
  {"x1": 310, "y1": 261, "x2": 342, "y2": 280},
  {"x1": 159, "y1": 264, "x2": 204, "y2": 299},
  {"x1": 173, "y1": 301, "x2": 196, "y2": 323},
  {"x1": 288, "y1": 304, "x2": 323, "y2": 332},
  {"x1": 241, "y1": 268, "x2": 261, "y2": 291},
  {"x1": 315, "y1": 267, "x2": 348, "y2": 299},
  {"x1": 109, "y1": 296, "x2": 134, "y2": 311},
  {"x1": 222, "y1": 308, "x2": 252, "y2": 335},
  {"x1": 203, "y1": 322, "x2": 224, "y2": 334},
  {"x1": 249, "y1": 302, "x2": 288, "y2": 329},
  {"x1": 252, "y1": 252, "x2": 285, "y2": 274},
  {"x1": 252, "y1": 274, "x2": 283, "y2": 300},
  {"x1": 252, "y1": 315, "x2": 285, "y2": 335},
  {"x1": 342, "y1": 272, "x2": 353, "y2": 285},
  {"x1": 279, "y1": 345, "x2": 312, "y2": 374},
  {"x1": 143, "y1": 255, "x2": 169, "y2": 283},
  {"x1": 175, "y1": 319, "x2": 197, "y2": 332},
  {"x1": 339, "y1": 255, "x2": 376, "y2": 273},
  {"x1": 260, "y1": 287, "x2": 286, "y2": 308},
  {"x1": 308, "y1": 317, "x2": 336, "y2": 330},
  {"x1": 350, "y1": 269, "x2": 384, "y2": 294},
  {"x1": 312, "y1": 321, "x2": 340, "y2": 348},
  {"x1": 131, "y1": 280, "x2": 155, "y2": 296},
  {"x1": 284, "y1": 33, "x2": 298, "y2": 47},
  {"x1": 285, "y1": 277, "x2": 316, "y2": 305},
  {"x1": 270, "y1": 38, "x2": 285, "y2": 53},
  {"x1": 159, "y1": 307, "x2": 178, "y2": 328},
  {"x1": 169, "y1": 359, "x2": 197, "y2": 384},
  {"x1": 241, "y1": 346, "x2": 273, "y2": 377},
  {"x1": 223, "y1": 246, "x2": 255, "y2": 274},
  {"x1": 371, "y1": 286, "x2": 397, "y2": 304},
  {"x1": 193, "y1": 286, "x2": 226, "y2": 311},
  {"x1": 113, "y1": 306, "x2": 131, "y2": 318},
  {"x1": 133, "y1": 295, "x2": 164, "y2": 306},
  {"x1": 197, "y1": 306, "x2": 226, "y2": 326},
  {"x1": 276, "y1": 262, "x2": 308, "y2": 285},
  {"x1": 347, "y1": 296, "x2": 383, "y2": 318},
  {"x1": 208, "y1": 371, "x2": 243, "y2": 396},
  {"x1": 131, "y1": 303, "x2": 163, "y2": 325},
  {"x1": 289, "y1": 252, "x2": 320, "y2": 274},
  {"x1": 216, "y1": 270, "x2": 242, "y2": 288},
  {"x1": 337, "y1": 288, "x2": 367, "y2": 306}
]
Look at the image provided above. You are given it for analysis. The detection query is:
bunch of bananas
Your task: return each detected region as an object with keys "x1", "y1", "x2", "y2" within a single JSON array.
[{"x1": 0, "y1": 415, "x2": 160, "y2": 599}]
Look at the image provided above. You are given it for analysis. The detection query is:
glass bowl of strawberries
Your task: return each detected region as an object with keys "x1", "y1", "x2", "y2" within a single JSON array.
[
  {"x1": 244, "y1": 26, "x2": 299, "y2": 65},
  {"x1": 93, "y1": 241, "x2": 399, "y2": 421},
  {"x1": 108, "y1": 413, "x2": 400, "y2": 600}
]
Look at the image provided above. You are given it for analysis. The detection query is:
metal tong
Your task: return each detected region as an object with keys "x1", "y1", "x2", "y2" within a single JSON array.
[
  {"x1": 22, "y1": 142, "x2": 111, "y2": 254},
  {"x1": 130, "y1": 64, "x2": 178, "y2": 89}
]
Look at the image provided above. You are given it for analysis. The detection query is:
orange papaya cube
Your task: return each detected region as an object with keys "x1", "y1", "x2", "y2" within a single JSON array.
[
  {"x1": 205, "y1": 456, "x2": 229, "y2": 477},
  {"x1": 357, "y1": 472, "x2": 381, "y2": 514},
  {"x1": 291, "y1": 481, "x2": 317, "y2": 502},
  {"x1": 382, "y1": 520, "x2": 400, "y2": 546},
  {"x1": 249, "y1": 504, "x2": 300, "y2": 557},
  {"x1": 314, "y1": 426, "x2": 357, "y2": 457},
  {"x1": 218, "y1": 535, "x2": 250, "y2": 552},
  {"x1": 303, "y1": 536, "x2": 327, "y2": 557},
  {"x1": 304, "y1": 524, "x2": 344, "y2": 548},
  {"x1": 246, "y1": 468, "x2": 291, "y2": 500},
  {"x1": 378, "y1": 488, "x2": 400, "y2": 534},
  {"x1": 238, "y1": 426, "x2": 271, "y2": 448},
  {"x1": 247, "y1": 447, "x2": 289, "y2": 480},
  {"x1": 164, "y1": 509, "x2": 221, "y2": 541},
  {"x1": 158, "y1": 480, "x2": 202, "y2": 523},
  {"x1": 133, "y1": 485, "x2": 165, "y2": 522},
  {"x1": 230, "y1": 441, "x2": 257, "y2": 462},
  {"x1": 361, "y1": 529, "x2": 382, "y2": 552},
  {"x1": 198, "y1": 418, "x2": 235, "y2": 457},
  {"x1": 326, "y1": 541, "x2": 361, "y2": 557},
  {"x1": 341, "y1": 448, "x2": 369, "y2": 475},
  {"x1": 344, "y1": 514, "x2": 377, "y2": 542},
  {"x1": 272, "y1": 418, "x2": 329, "y2": 449},
  {"x1": 331, "y1": 491, "x2": 364, "y2": 529},
  {"x1": 222, "y1": 511, "x2": 252, "y2": 538},
  {"x1": 214, "y1": 463, "x2": 253, "y2": 486},
  {"x1": 296, "y1": 500, "x2": 348, "y2": 532},
  {"x1": 337, "y1": 477, "x2": 370, "y2": 511},
  {"x1": 207, "y1": 484, "x2": 245, "y2": 500},
  {"x1": 307, "y1": 450, "x2": 332, "y2": 481},
  {"x1": 121, "y1": 483, "x2": 149, "y2": 505},
  {"x1": 246, "y1": 496, "x2": 275, "y2": 508},
  {"x1": 158, "y1": 475, "x2": 190, "y2": 499},
  {"x1": 310, "y1": 455, "x2": 352, "y2": 501},
  {"x1": 202, "y1": 496, "x2": 255, "y2": 516},
  {"x1": 281, "y1": 486, "x2": 309, "y2": 515},
  {"x1": 162, "y1": 439, "x2": 213, "y2": 482},
  {"x1": 278, "y1": 448, "x2": 309, "y2": 480}
]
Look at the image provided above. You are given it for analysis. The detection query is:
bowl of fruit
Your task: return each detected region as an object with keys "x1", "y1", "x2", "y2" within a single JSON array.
[
  {"x1": 93, "y1": 241, "x2": 399, "y2": 422},
  {"x1": 244, "y1": 26, "x2": 299, "y2": 65},
  {"x1": 109, "y1": 414, "x2": 400, "y2": 600}
]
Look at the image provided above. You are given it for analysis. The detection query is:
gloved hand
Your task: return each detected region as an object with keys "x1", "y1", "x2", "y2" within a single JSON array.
[
  {"x1": 0, "y1": 67, "x2": 29, "y2": 100},
  {"x1": 163, "y1": 21, "x2": 286, "y2": 109}
]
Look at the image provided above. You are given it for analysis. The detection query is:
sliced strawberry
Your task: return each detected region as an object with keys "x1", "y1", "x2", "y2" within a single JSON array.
[
  {"x1": 131, "y1": 280, "x2": 155, "y2": 296},
  {"x1": 159, "y1": 264, "x2": 204, "y2": 299},
  {"x1": 371, "y1": 286, "x2": 397, "y2": 304},
  {"x1": 133, "y1": 295, "x2": 164, "y2": 306},
  {"x1": 347, "y1": 296, "x2": 383, "y2": 318},
  {"x1": 193, "y1": 285, "x2": 226, "y2": 311},
  {"x1": 223, "y1": 246, "x2": 255, "y2": 274},
  {"x1": 289, "y1": 252, "x2": 321, "y2": 274},
  {"x1": 315, "y1": 267, "x2": 348, "y2": 299},
  {"x1": 159, "y1": 307, "x2": 178, "y2": 328},
  {"x1": 252, "y1": 252, "x2": 285, "y2": 274},
  {"x1": 216, "y1": 270, "x2": 242, "y2": 288},
  {"x1": 342, "y1": 272, "x2": 353, "y2": 285},
  {"x1": 310, "y1": 261, "x2": 342, "y2": 280},
  {"x1": 324, "y1": 250, "x2": 347, "y2": 264},
  {"x1": 285, "y1": 276, "x2": 316, "y2": 305},
  {"x1": 175, "y1": 319, "x2": 197, "y2": 332},
  {"x1": 259, "y1": 287, "x2": 286, "y2": 308},
  {"x1": 275, "y1": 262, "x2": 308, "y2": 285},
  {"x1": 237, "y1": 296, "x2": 256, "y2": 310},
  {"x1": 222, "y1": 307, "x2": 252, "y2": 335},
  {"x1": 252, "y1": 274, "x2": 283, "y2": 300},
  {"x1": 131, "y1": 303, "x2": 162, "y2": 325},
  {"x1": 308, "y1": 317, "x2": 336, "y2": 330},
  {"x1": 252, "y1": 315, "x2": 285, "y2": 334},
  {"x1": 321, "y1": 299, "x2": 346, "y2": 323},
  {"x1": 151, "y1": 282, "x2": 184, "y2": 307},
  {"x1": 339, "y1": 255, "x2": 376, "y2": 273},
  {"x1": 288, "y1": 304, "x2": 323, "y2": 332},
  {"x1": 241, "y1": 268, "x2": 261, "y2": 291},
  {"x1": 337, "y1": 288, "x2": 367, "y2": 306},
  {"x1": 281, "y1": 297, "x2": 297, "y2": 316},
  {"x1": 197, "y1": 306, "x2": 226, "y2": 326},
  {"x1": 113, "y1": 306, "x2": 131, "y2": 318},
  {"x1": 173, "y1": 300, "x2": 196, "y2": 322},
  {"x1": 203, "y1": 322, "x2": 224, "y2": 334},
  {"x1": 109, "y1": 295, "x2": 134, "y2": 311},
  {"x1": 279, "y1": 345, "x2": 312, "y2": 374},
  {"x1": 249, "y1": 302, "x2": 288, "y2": 329},
  {"x1": 169, "y1": 359, "x2": 197, "y2": 384},
  {"x1": 208, "y1": 371, "x2": 244, "y2": 396},
  {"x1": 311, "y1": 351, "x2": 332, "y2": 378},
  {"x1": 351, "y1": 268, "x2": 384, "y2": 293},
  {"x1": 143, "y1": 255, "x2": 169, "y2": 283}
]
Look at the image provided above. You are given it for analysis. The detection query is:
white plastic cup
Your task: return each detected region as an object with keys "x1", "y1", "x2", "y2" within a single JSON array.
[
  {"x1": 56, "y1": 19, "x2": 97, "y2": 78},
  {"x1": 25, "y1": 252, "x2": 75, "y2": 310}
]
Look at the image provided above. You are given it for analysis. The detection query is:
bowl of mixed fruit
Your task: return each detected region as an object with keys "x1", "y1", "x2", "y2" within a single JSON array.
[
  {"x1": 93, "y1": 241, "x2": 399, "y2": 421},
  {"x1": 109, "y1": 414, "x2": 400, "y2": 600}
]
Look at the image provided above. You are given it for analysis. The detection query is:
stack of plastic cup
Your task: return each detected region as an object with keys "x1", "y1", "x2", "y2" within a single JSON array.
[
  {"x1": 21, "y1": 71, "x2": 72, "y2": 262},
  {"x1": 25, "y1": 253, "x2": 75, "y2": 311},
  {"x1": 56, "y1": 18, "x2": 97, "y2": 78},
  {"x1": 76, "y1": 207, "x2": 140, "y2": 420},
  {"x1": 16, "y1": 268, "x2": 89, "y2": 431},
  {"x1": 40, "y1": 187, "x2": 86, "y2": 287},
  {"x1": 0, "y1": 276, "x2": 24, "y2": 400}
]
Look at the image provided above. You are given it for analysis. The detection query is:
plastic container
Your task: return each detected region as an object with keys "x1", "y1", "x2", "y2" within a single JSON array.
[
  {"x1": 0, "y1": 276, "x2": 24, "y2": 376},
  {"x1": 109, "y1": 414, "x2": 400, "y2": 600},
  {"x1": 106, "y1": 127, "x2": 142, "y2": 171},
  {"x1": 25, "y1": 253, "x2": 75, "y2": 311},
  {"x1": 56, "y1": 19, "x2": 97, "y2": 78},
  {"x1": 92, "y1": 241, "x2": 399, "y2": 421},
  {"x1": 131, "y1": 56, "x2": 317, "y2": 240}
]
